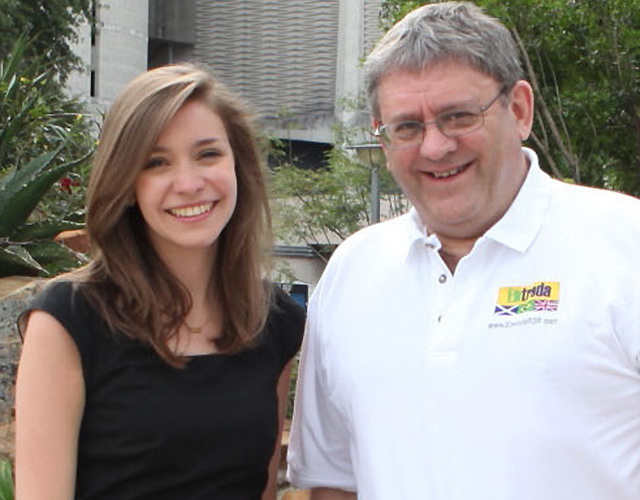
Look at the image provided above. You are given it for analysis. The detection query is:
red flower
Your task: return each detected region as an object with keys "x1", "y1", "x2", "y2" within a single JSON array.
[{"x1": 59, "y1": 177, "x2": 81, "y2": 193}]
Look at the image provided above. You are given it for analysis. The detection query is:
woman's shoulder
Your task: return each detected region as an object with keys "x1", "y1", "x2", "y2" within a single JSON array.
[
  {"x1": 29, "y1": 279, "x2": 85, "y2": 316},
  {"x1": 261, "y1": 285, "x2": 306, "y2": 365},
  {"x1": 24, "y1": 278, "x2": 106, "y2": 351},
  {"x1": 271, "y1": 285, "x2": 306, "y2": 325}
]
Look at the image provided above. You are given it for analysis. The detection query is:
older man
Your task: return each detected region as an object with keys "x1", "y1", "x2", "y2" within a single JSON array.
[{"x1": 287, "y1": 2, "x2": 640, "y2": 499}]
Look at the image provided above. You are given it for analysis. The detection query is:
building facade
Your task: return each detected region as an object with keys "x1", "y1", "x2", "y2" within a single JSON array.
[
  {"x1": 69, "y1": 0, "x2": 381, "y2": 141},
  {"x1": 67, "y1": 0, "x2": 384, "y2": 289}
]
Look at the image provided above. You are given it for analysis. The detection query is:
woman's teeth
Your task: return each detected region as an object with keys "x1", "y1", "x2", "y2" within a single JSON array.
[{"x1": 168, "y1": 203, "x2": 213, "y2": 217}]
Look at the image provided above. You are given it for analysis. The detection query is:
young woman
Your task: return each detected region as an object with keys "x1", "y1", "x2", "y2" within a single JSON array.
[{"x1": 15, "y1": 63, "x2": 305, "y2": 499}]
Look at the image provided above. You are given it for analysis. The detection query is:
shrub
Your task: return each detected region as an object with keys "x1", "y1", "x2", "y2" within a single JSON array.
[{"x1": 0, "y1": 37, "x2": 93, "y2": 277}]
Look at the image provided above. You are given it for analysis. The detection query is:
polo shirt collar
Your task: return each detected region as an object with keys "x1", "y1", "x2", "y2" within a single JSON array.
[
  {"x1": 403, "y1": 208, "x2": 436, "y2": 261},
  {"x1": 402, "y1": 148, "x2": 552, "y2": 260},
  {"x1": 483, "y1": 147, "x2": 552, "y2": 253}
]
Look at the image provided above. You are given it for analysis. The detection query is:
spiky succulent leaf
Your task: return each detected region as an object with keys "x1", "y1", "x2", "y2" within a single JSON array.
[
  {"x1": 0, "y1": 166, "x2": 16, "y2": 192},
  {"x1": 26, "y1": 240, "x2": 85, "y2": 274},
  {"x1": 0, "y1": 147, "x2": 90, "y2": 236},
  {"x1": 0, "y1": 245, "x2": 47, "y2": 277},
  {"x1": 0, "y1": 459, "x2": 13, "y2": 500},
  {"x1": 11, "y1": 219, "x2": 85, "y2": 240}
]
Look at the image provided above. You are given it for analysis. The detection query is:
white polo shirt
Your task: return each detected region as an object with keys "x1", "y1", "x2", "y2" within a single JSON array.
[{"x1": 288, "y1": 149, "x2": 640, "y2": 500}]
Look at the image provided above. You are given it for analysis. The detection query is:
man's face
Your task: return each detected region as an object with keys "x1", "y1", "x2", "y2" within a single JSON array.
[{"x1": 375, "y1": 61, "x2": 533, "y2": 242}]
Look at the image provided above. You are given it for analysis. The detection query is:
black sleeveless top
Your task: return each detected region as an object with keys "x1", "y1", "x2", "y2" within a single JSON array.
[{"x1": 28, "y1": 281, "x2": 305, "y2": 500}]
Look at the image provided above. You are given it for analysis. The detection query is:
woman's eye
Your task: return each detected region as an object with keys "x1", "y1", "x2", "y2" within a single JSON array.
[
  {"x1": 144, "y1": 157, "x2": 166, "y2": 169},
  {"x1": 199, "y1": 149, "x2": 222, "y2": 160}
]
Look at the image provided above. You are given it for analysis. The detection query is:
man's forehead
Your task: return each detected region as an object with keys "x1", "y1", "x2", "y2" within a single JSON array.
[
  {"x1": 377, "y1": 60, "x2": 495, "y2": 90},
  {"x1": 376, "y1": 64, "x2": 498, "y2": 119}
]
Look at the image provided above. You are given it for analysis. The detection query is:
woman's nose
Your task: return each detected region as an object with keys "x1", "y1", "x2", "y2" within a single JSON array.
[{"x1": 172, "y1": 162, "x2": 205, "y2": 193}]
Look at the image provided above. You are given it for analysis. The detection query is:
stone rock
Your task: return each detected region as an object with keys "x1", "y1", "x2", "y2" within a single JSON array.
[{"x1": 0, "y1": 277, "x2": 46, "y2": 460}]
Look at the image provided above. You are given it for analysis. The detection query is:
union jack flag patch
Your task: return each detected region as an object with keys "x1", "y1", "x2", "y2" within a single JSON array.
[{"x1": 494, "y1": 281, "x2": 560, "y2": 316}]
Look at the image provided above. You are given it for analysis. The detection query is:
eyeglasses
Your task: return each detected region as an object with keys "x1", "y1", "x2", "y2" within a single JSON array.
[{"x1": 374, "y1": 85, "x2": 509, "y2": 150}]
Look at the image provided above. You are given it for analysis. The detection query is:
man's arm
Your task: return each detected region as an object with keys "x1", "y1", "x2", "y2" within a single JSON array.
[{"x1": 311, "y1": 487, "x2": 357, "y2": 499}]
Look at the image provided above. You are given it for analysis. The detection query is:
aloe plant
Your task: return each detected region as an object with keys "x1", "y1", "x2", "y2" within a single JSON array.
[
  {"x1": 0, "y1": 143, "x2": 90, "y2": 277},
  {"x1": 0, "y1": 460, "x2": 12, "y2": 500},
  {"x1": 0, "y1": 37, "x2": 93, "y2": 277}
]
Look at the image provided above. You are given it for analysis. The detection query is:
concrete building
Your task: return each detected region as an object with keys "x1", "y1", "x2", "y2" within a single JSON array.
[{"x1": 67, "y1": 0, "x2": 384, "y2": 292}]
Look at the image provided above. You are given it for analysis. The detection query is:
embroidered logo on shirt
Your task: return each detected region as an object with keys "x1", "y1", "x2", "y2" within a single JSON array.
[{"x1": 494, "y1": 282, "x2": 560, "y2": 316}]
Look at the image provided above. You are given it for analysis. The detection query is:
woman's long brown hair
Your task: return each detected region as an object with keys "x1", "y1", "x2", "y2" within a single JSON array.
[{"x1": 77, "y1": 63, "x2": 272, "y2": 367}]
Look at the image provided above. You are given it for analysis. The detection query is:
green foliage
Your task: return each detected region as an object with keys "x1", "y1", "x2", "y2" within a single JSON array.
[
  {"x1": 380, "y1": 0, "x2": 640, "y2": 196},
  {"x1": 270, "y1": 89, "x2": 408, "y2": 249},
  {"x1": 0, "y1": 459, "x2": 13, "y2": 500},
  {"x1": 481, "y1": 0, "x2": 640, "y2": 194},
  {"x1": 0, "y1": 141, "x2": 89, "y2": 276},
  {"x1": 271, "y1": 137, "x2": 407, "y2": 254},
  {"x1": 379, "y1": 0, "x2": 422, "y2": 30},
  {"x1": 0, "y1": 37, "x2": 93, "y2": 175},
  {"x1": 272, "y1": 148, "x2": 370, "y2": 244},
  {"x1": 286, "y1": 353, "x2": 300, "y2": 419},
  {"x1": 0, "y1": 0, "x2": 92, "y2": 81},
  {"x1": 0, "y1": 37, "x2": 93, "y2": 277}
]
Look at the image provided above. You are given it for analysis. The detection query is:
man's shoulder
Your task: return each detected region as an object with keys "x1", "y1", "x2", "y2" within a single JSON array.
[
  {"x1": 551, "y1": 179, "x2": 640, "y2": 219},
  {"x1": 315, "y1": 213, "x2": 415, "y2": 295},
  {"x1": 548, "y1": 180, "x2": 640, "y2": 251},
  {"x1": 336, "y1": 212, "x2": 415, "y2": 256}
]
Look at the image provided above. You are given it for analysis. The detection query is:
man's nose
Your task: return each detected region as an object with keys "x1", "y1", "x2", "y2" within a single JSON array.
[{"x1": 418, "y1": 124, "x2": 457, "y2": 161}]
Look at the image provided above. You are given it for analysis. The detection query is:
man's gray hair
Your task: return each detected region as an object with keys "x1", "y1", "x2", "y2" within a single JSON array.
[{"x1": 364, "y1": 1, "x2": 524, "y2": 119}]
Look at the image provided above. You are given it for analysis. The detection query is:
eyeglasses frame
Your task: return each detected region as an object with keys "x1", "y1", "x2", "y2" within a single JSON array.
[{"x1": 374, "y1": 84, "x2": 510, "y2": 150}]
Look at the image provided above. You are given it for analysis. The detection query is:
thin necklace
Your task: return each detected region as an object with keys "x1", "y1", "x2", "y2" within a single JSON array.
[{"x1": 183, "y1": 316, "x2": 211, "y2": 334}]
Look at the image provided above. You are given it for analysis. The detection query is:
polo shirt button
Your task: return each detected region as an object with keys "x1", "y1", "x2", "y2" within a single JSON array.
[{"x1": 438, "y1": 274, "x2": 447, "y2": 284}]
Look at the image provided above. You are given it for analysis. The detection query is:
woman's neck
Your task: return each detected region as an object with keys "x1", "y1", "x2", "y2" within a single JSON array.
[
  {"x1": 157, "y1": 244, "x2": 217, "y2": 294},
  {"x1": 161, "y1": 246, "x2": 223, "y2": 354}
]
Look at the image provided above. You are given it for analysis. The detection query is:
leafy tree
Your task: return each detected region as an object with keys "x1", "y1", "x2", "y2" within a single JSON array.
[
  {"x1": 0, "y1": 37, "x2": 92, "y2": 176},
  {"x1": 270, "y1": 122, "x2": 407, "y2": 258},
  {"x1": 380, "y1": 0, "x2": 640, "y2": 196},
  {"x1": 379, "y1": 0, "x2": 421, "y2": 30},
  {"x1": 0, "y1": 0, "x2": 92, "y2": 81}
]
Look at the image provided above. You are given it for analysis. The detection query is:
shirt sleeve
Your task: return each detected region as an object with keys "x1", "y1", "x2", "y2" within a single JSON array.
[
  {"x1": 21, "y1": 280, "x2": 95, "y2": 378},
  {"x1": 269, "y1": 286, "x2": 306, "y2": 369},
  {"x1": 286, "y1": 274, "x2": 357, "y2": 492}
]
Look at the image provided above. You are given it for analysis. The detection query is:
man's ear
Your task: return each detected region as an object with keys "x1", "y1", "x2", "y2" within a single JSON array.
[
  {"x1": 372, "y1": 118, "x2": 389, "y2": 156},
  {"x1": 371, "y1": 119, "x2": 393, "y2": 171},
  {"x1": 508, "y1": 80, "x2": 534, "y2": 141},
  {"x1": 372, "y1": 119, "x2": 381, "y2": 137}
]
